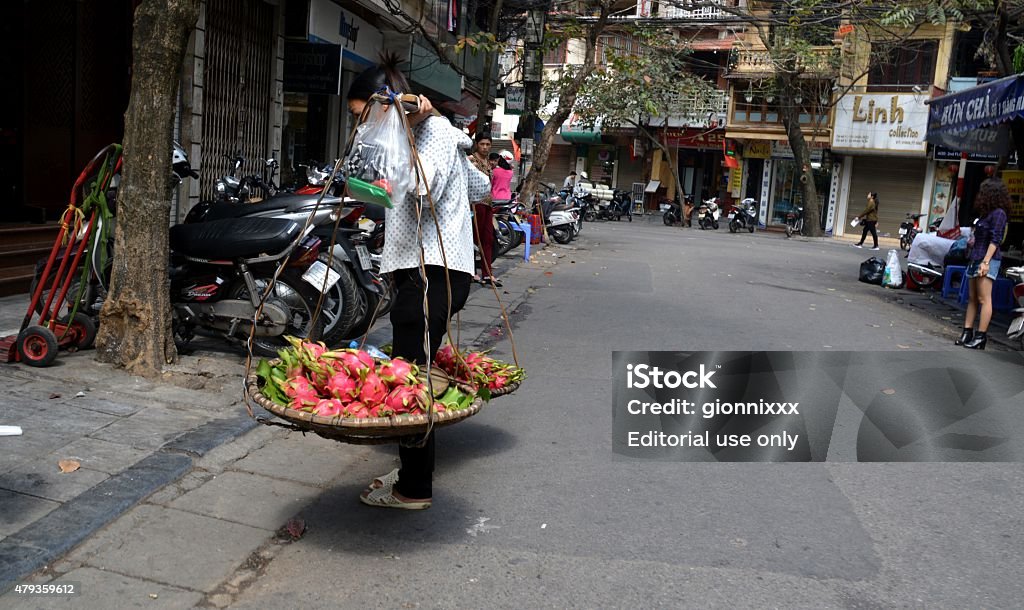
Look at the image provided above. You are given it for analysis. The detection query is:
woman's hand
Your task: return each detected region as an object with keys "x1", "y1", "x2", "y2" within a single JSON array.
[
  {"x1": 408, "y1": 95, "x2": 434, "y2": 127},
  {"x1": 979, "y1": 260, "x2": 990, "y2": 276}
]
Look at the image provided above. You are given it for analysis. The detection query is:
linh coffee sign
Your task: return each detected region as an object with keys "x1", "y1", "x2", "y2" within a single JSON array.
[{"x1": 832, "y1": 93, "x2": 928, "y2": 155}]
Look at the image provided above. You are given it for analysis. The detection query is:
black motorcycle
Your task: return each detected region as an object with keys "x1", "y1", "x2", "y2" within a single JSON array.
[
  {"x1": 785, "y1": 205, "x2": 805, "y2": 237},
  {"x1": 727, "y1": 198, "x2": 757, "y2": 233}
]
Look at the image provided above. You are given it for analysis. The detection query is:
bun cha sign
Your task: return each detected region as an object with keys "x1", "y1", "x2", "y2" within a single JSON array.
[{"x1": 832, "y1": 93, "x2": 928, "y2": 155}]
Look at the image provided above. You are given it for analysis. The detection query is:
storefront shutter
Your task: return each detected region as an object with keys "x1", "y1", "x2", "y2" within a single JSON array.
[{"x1": 847, "y1": 157, "x2": 927, "y2": 237}]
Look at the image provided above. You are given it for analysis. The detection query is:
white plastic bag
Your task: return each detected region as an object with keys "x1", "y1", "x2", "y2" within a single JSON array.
[
  {"x1": 344, "y1": 101, "x2": 415, "y2": 207},
  {"x1": 850, "y1": 217, "x2": 860, "y2": 228},
  {"x1": 882, "y1": 249, "x2": 904, "y2": 288}
]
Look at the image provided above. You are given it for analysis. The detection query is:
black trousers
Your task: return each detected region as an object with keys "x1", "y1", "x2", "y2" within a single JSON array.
[
  {"x1": 858, "y1": 221, "x2": 878, "y2": 247},
  {"x1": 390, "y1": 266, "x2": 471, "y2": 499}
]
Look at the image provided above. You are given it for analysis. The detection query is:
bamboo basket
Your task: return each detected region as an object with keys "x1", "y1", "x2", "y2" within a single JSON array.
[{"x1": 244, "y1": 365, "x2": 482, "y2": 445}]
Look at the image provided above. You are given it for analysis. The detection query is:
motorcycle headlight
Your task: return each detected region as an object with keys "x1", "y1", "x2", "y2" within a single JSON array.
[{"x1": 215, "y1": 179, "x2": 226, "y2": 194}]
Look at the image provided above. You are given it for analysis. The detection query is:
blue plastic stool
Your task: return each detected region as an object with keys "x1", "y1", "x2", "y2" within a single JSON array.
[
  {"x1": 942, "y1": 265, "x2": 968, "y2": 299},
  {"x1": 993, "y1": 277, "x2": 1016, "y2": 312},
  {"x1": 508, "y1": 221, "x2": 531, "y2": 261}
]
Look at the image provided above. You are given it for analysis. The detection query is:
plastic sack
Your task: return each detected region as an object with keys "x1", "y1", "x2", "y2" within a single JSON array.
[
  {"x1": 343, "y1": 101, "x2": 415, "y2": 208},
  {"x1": 850, "y1": 218, "x2": 860, "y2": 228},
  {"x1": 882, "y1": 249, "x2": 904, "y2": 288},
  {"x1": 859, "y1": 257, "x2": 885, "y2": 285}
]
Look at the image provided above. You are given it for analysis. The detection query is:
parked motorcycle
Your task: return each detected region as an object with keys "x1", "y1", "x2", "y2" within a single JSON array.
[
  {"x1": 213, "y1": 152, "x2": 281, "y2": 204},
  {"x1": 695, "y1": 197, "x2": 721, "y2": 230},
  {"x1": 1006, "y1": 266, "x2": 1024, "y2": 348},
  {"x1": 662, "y1": 195, "x2": 693, "y2": 227},
  {"x1": 784, "y1": 205, "x2": 805, "y2": 237},
  {"x1": 899, "y1": 213, "x2": 927, "y2": 251},
  {"x1": 610, "y1": 189, "x2": 633, "y2": 222},
  {"x1": 727, "y1": 198, "x2": 758, "y2": 233},
  {"x1": 536, "y1": 185, "x2": 577, "y2": 244}
]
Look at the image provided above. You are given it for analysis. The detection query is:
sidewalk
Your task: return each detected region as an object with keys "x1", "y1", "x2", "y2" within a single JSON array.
[{"x1": 0, "y1": 241, "x2": 557, "y2": 597}]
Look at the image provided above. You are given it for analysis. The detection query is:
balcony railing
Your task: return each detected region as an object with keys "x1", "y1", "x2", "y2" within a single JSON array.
[
  {"x1": 727, "y1": 47, "x2": 837, "y2": 78},
  {"x1": 658, "y1": 4, "x2": 723, "y2": 19}
]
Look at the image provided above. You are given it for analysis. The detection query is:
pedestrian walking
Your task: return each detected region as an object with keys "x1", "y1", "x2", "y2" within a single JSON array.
[
  {"x1": 345, "y1": 59, "x2": 490, "y2": 509},
  {"x1": 852, "y1": 192, "x2": 880, "y2": 250},
  {"x1": 956, "y1": 177, "x2": 1010, "y2": 350}
]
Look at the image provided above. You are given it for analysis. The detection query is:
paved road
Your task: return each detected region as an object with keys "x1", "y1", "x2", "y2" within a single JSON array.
[
  {"x1": 5, "y1": 221, "x2": 1020, "y2": 608},
  {"x1": 211, "y1": 221, "x2": 1022, "y2": 608}
]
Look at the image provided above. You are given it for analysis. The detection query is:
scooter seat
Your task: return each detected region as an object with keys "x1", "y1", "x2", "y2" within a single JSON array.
[
  {"x1": 170, "y1": 217, "x2": 301, "y2": 260},
  {"x1": 197, "y1": 194, "x2": 348, "y2": 223}
]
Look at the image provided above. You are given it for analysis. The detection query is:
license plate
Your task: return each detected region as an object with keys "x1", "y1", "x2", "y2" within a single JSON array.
[
  {"x1": 302, "y1": 260, "x2": 340, "y2": 293},
  {"x1": 355, "y1": 245, "x2": 373, "y2": 270},
  {"x1": 899, "y1": 228, "x2": 908, "y2": 235},
  {"x1": 727, "y1": 213, "x2": 736, "y2": 219}
]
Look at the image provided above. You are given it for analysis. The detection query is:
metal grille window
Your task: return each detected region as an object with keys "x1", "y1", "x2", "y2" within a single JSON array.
[
  {"x1": 200, "y1": 0, "x2": 275, "y2": 201},
  {"x1": 868, "y1": 40, "x2": 938, "y2": 92}
]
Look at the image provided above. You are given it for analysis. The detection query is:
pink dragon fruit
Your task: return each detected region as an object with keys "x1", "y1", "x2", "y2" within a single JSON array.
[
  {"x1": 313, "y1": 398, "x2": 345, "y2": 418},
  {"x1": 384, "y1": 386, "x2": 416, "y2": 414},
  {"x1": 344, "y1": 401, "x2": 370, "y2": 418},
  {"x1": 490, "y1": 375, "x2": 508, "y2": 390},
  {"x1": 332, "y1": 350, "x2": 372, "y2": 379},
  {"x1": 326, "y1": 371, "x2": 359, "y2": 400},
  {"x1": 284, "y1": 376, "x2": 321, "y2": 410},
  {"x1": 359, "y1": 372, "x2": 388, "y2": 405},
  {"x1": 378, "y1": 358, "x2": 418, "y2": 386}
]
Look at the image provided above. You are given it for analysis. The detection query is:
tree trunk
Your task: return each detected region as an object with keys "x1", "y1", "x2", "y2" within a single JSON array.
[
  {"x1": 637, "y1": 122, "x2": 685, "y2": 219},
  {"x1": 95, "y1": 0, "x2": 200, "y2": 376},
  {"x1": 474, "y1": 0, "x2": 505, "y2": 137},
  {"x1": 991, "y1": 5, "x2": 1024, "y2": 167},
  {"x1": 779, "y1": 84, "x2": 823, "y2": 237},
  {"x1": 518, "y1": 2, "x2": 610, "y2": 208}
]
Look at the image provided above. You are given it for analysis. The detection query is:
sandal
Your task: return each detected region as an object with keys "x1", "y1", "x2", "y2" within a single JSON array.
[
  {"x1": 367, "y1": 468, "x2": 400, "y2": 491},
  {"x1": 479, "y1": 277, "x2": 503, "y2": 288},
  {"x1": 359, "y1": 485, "x2": 432, "y2": 510}
]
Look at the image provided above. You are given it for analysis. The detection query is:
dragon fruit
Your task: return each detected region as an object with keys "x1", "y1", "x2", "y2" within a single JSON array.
[
  {"x1": 359, "y1": 372, "x2": 388, "y2": 405},
  {"x1": 313, "y1": 398, "x2": 345, "y2": 418},
  {"x1": 384, "y1": 385, "x2": 426, "y2": 414},
  {"x1": 378, "y1": 358, "x2": 418, "y2": 386},
  {"x1": 345, "y1": 401, "x2": 370, "y2": 418},
  {"x1": 330, "y1": 350, "x2": 372, "y2": 379},
  {"x1": 285, "y1": 376, "x2": 320, "y2": 410},
  {"x1": 490, "y1": 375, "x2": 508, "y2": 390},
  {"x1": 326, "y1": 371, "x2": 359, "y2": 400}
]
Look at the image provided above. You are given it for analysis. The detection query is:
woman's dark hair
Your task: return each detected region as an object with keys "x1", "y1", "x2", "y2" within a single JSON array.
[
  {"x1": 868, "y1": 192, "x2": 879, "y2": 207},
  {"x1": 347, "y1": 53, "x2": 411, "y2": 102},
  {"x1": 974, "y1": 178, "x2": 1011, "y2": 216},
  {"x1": 489, "y1": 153, "x2": 511, "y2": 170}
]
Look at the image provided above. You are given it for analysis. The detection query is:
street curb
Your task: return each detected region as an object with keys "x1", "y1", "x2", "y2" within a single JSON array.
[{"x1": 0, "y1": 410, "x2": 260, "y2": 593}]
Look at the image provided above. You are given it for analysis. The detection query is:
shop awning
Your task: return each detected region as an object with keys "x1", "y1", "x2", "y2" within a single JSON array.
[
  {"x1": 926, "y1": 75, "x2": 1024, "y2": 155},
  {"x1": 561, "y1": 115, "x2": 602, "y2": 144}
]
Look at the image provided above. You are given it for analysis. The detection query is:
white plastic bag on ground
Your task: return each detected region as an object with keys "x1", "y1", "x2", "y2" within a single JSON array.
[{"x1": 883, "y1": 249, "x2": 904, "y2": 288}]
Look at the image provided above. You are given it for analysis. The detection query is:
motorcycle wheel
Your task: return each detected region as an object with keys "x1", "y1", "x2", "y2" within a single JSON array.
[
  {"x1": 729, "y1": 219, "x2": 738, "y2": 233},
  {"x1": 900, "y1": 235, "x2": 911, "y2": 251},
  {"x1": 228, "y1": 269, "x2": 325, "y2": 357},
  {"x1": 748, "y1": 223, "x2": 755, "y2": 233},
  {"x1": 508, "y1": 220, "x2": 524, "y2": 249},
  {"x1": 663, "y1": 213, "x2": 674, "y2": 226},
  {"x1": 584, "y1": 210, "x2": 597, "y2": 222},
  {"x1": 907, "y1": 266, "x2": 939, "y2": 289},
  {"x1": 29, "y1": 266, "x2": 91, "y2": 319},
  {"x1": 315, "y1": 252, "x2": 361, "y2": 348},
  {"x1": 495, "y1": 221, "x2": 514, "y2": 257},
  {"x1": 712, "y1": 220, "x2": 719, "y2": 230},
  {"x1": 551, "y1": 226, "x2": 572, "y2": 244},
  {"x1": 785, "y1": 222, "x2": 795, "y2": 238}
]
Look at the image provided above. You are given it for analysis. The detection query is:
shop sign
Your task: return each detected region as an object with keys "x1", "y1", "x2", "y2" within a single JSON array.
[
  {"x1": 283, "y1": 41, "x2": 341, "y2": 95},
  {"x1": 1004, "y1": 170, "x2": 1024, "y2": 222},
  {"x1": 832, "y1": 93, "x2": 928, "y2": 154},
  {"x1": 932, "y1": 145, "x2": 1018, "y2": 165},
  {"x1": 728, "y1": 166, "x2": 743, "y2": 197},
  {"x1": 771, "y1": 140, "x2": 824, "y2": 161},
  {"x1": 505, "y1": 87, "x2": 525, "y2": 115},
  {"x1": 308, "y1": 0, "x2": 382, "y2": 67},
  {"x1": 664, "y1": 128, "x2": 724, "y2": 149},
  {"x1": 744, "y1": 141, "x2": 771, "y2": 159}
]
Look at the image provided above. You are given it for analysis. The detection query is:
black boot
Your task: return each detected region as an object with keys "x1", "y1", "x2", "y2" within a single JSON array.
[
  {"x1": 954, "y1": 328, "x2": 974, "y2": 346},
  {"x1": 963, "y1": 331, "x2": 987, "y2": 350}
]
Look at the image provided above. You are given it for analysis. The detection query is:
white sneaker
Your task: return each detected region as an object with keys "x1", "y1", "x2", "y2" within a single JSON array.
[
  {"x1": 852, "y1": 244, "x2": 863, "y2": 248},
  {"x1": 870, "y1": 247, "x2": 880, "y2": 251}
]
